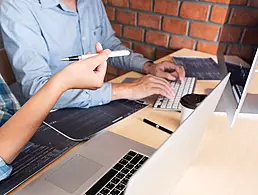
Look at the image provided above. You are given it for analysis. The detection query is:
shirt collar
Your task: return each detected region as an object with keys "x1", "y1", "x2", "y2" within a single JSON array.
[{"x1": 39, "y1": 0, "x2": 61, "y2": 8}]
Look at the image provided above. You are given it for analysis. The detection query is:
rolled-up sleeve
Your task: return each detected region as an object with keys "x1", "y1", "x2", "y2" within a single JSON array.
[
  {"x1": 98, "y1": 1, "x2": 150, "y2": 73},
  {"x1": 0, "y1": 0, "x2": 112, "y2": 109},
  {"x1": 0, "y1": 157, "x2": 12, "y2": 181}
]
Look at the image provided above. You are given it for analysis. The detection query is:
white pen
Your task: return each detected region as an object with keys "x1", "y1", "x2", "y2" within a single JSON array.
[
  {"x1": 61, "y1": 50, "x2": 130, "y2": 61},
  {"x1": 112, "y1": 116, "x2": 123, "y2": 123}
]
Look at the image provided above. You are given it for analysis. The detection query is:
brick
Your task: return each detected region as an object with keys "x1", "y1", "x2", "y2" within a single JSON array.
[
  {"x1": 230, "y1": 0, "x2": 247, "y2": 4},
  {"x1": 121, "y1": 40, "x2": 132, "y2": 49},
  {"x1": 189, "y1": 22, "x2": 220, "y2": 41},
  {"x1": 130, "y1": 0, "x2": 152, "y2": 11},
  {"x1": 133, "y1": 43, "x2": 155, "y2": 59},
  {"x1": 210, "y1": 6, "x2": 229, "y2": 24},
  {"x1": 106, "y1": 7, "x2": 115, "y2": 21},
  {"x1": 219, "y1": 27, "x2": 242, "y2": 43},
  {"x1": 116, "y1": 10, "x2": 136, "y2": 25},
  {"x1": 201, "y1": 0, "x2": 247, "y2": 5},
  {"x1": 229, "y1": 8, "x2": 258, "y2": 27},
  {"x1": 169, "y1": 36, "x2": 195, "y2": 50},
  {"x1": 242, "y1": 29, "x2": 258, "y2": 45},
  {"x1": 180, "y1": 2, "x2": 209, "y2": 21},
  {"x1": 154, "y1": 0, "x2": 179, "y2": 16},
  {"x1": 146, "y1": 31, "x2": 169, "y2": 47},
  {"x1": 123, "y1": 26, "x2": 144, "y2": 41},
  {"x1": 197, "y1": 42, "x2": 226, "y2": 55},
  {"x1": 156, "y1": 48, "x2": 175, "y2": 59},
  {"x1": 111, "y1": 23, "x2": 122, "y2": 36},
  {"x1": 102, "y1": 0, "x2": 107, "y2": 4},
  {"x1": 162, "y1": 18, "x2": 188, "y2": 35},
  {"x1": 248, "y1": 0, "x2": 258, "y2": 7},
  {"x1": 107, "y1": 65, "x2": 118, "y2": 75},
  {"x1": 227, "y1": 45, "x2": 255, "y2": 62},
  {"x1": 138, "y1": 13, "x2": 161, "y2": 29},
  {"x1": 109, "y1": 0, "x2": 129, "y2": 7},
  {"x1": 202, "y1": 0, "x2": 230, "y2": 4}
]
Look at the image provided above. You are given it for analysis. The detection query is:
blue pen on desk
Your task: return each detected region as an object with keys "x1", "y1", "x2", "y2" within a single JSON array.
[{"x1": 143, "y1": 118, "x2": 173, "y2": 135}]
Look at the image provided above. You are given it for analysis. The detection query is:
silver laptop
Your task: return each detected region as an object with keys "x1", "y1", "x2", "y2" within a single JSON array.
[
  {"x1": 215, "y1": 47, "x2": 258, "y2": 128},
  {"x1": 16, "y1": 74, "x2": 230, "y2": 195}
]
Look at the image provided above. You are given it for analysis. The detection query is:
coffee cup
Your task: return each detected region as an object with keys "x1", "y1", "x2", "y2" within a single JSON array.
[{"x1": 180, "y1": 94, "x2": 207, "y2": 123}]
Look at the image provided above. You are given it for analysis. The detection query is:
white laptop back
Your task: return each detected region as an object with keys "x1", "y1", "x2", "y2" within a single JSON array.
[{"x1": 125, "y1": 73, "x2": 230, "y2": 195}]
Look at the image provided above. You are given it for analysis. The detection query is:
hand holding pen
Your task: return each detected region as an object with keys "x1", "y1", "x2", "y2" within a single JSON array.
[{"x1": 61, "y1": 50, "x2": 130, "y2": 61}]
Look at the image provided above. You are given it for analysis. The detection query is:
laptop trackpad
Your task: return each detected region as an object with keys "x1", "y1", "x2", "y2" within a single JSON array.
[{"x1": 45, "y1": 155, "x2": 102, "y2": 193}]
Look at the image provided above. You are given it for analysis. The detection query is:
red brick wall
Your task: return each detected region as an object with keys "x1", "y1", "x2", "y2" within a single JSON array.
[{"x1": 103, "y1": 0, "x2": 258, "y2": 79}]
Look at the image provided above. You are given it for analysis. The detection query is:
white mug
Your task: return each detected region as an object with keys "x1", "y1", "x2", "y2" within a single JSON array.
[
  {"x1": 180, "y1": 105, "x2": 194, "y2": 123},
  {"x1": 180, "y1": 94, "x2": 207, "y2": 123}
]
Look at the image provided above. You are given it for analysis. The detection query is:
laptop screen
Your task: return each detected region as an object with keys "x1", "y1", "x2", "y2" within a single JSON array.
[
  {"x1": 217, "y1": 45, "x2": 258, "y2": 127},
  {"x1": 218, "y1": 46, "x2": 257, "y2": 102}
]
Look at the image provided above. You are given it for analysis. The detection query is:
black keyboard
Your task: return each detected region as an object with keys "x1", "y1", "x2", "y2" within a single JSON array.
[{"x1": 85, "y1": 150, "x2": 149, "y2": 195}]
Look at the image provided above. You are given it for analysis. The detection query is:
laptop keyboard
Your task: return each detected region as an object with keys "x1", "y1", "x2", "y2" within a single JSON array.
[
  {"x1": 153, "y1": 77, "x2": 196, "y2": 111},
  {"x1": 85, "y1": 150, "x2": 149, "y2": 195}
]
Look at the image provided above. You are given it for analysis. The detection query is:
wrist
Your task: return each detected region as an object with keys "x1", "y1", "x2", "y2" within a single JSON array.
[
  {"x1": 47, "y1": 73, "x2": 68, "y2": 96},
  {"x1": 111, "y1": 83, "x2": 133, "y2": 101},
  {"x1": 143, "y1": 61, "x2": 154, "y2": 74}
]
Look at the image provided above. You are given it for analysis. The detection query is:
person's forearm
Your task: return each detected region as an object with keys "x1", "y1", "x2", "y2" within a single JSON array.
[
  {"x1": 0, "y1": 74, "x2": 66, "y2": 164},
  {"x1": 111, "y1": 83, "x2": 132, "y2": 101},
  {"x1": 105, "y1": 38, "x2": 150, "y2": 73}
]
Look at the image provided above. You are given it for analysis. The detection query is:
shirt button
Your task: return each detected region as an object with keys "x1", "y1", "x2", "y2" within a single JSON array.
[
  {"x1": 99, "y1": 101, "x2": 103, "y2": 106},
  {"x1": 82, "y1": 37, "x2": 86, "y2": 40}
]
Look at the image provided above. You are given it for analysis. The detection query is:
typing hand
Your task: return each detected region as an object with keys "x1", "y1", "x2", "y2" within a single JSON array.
[
  {"x1": 123, "y1": 75, "x2": 174, "y2": 100},
  {"x1": 143, "y1": 61, "x2": 185, "y2": 83}
]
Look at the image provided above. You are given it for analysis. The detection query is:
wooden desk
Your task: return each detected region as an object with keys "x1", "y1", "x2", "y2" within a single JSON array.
[
  {"x1": 107, "y1": 71, "x2": 218, "y2": 149},
  {"x1": 13, "y1": 49, "x2": 258, "y2": 194}
]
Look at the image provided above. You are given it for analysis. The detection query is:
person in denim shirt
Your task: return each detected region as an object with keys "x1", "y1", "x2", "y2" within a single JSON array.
[{"x1": 0, "y1": 0, "x2": 185, "y2": 110}]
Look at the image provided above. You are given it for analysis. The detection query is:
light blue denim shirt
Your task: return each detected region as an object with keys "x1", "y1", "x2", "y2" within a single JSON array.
[
  {"x1": 0, "y1": 157, "x2": 12, "y2": 181},
  {"x1": 0, "y1": 0, "x2": 149, "y2": 109}
]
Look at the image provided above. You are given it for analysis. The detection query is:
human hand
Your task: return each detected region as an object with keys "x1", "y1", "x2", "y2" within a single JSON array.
[
  {"x1": 143, "y1": 61, "x2": 185, "y2": 83},
  {"x1": 57, "y1": 44, "x2": 110, "y2": 91},
  {"x1": 112, "y1": 75, "x2": 174, "y2": 101}
]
